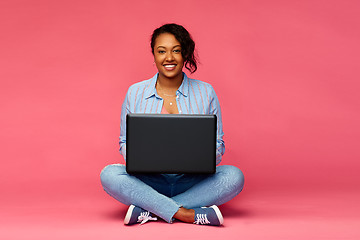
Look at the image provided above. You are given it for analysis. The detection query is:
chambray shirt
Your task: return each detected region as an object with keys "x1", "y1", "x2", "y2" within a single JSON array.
[{"x1": 119, "y1": 72, "x2": 225, "y2": 165}]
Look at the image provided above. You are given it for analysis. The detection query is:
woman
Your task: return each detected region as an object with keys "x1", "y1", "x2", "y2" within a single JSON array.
[{"x1": 100, "y1": 23, "x2": 244, "y2": 226}]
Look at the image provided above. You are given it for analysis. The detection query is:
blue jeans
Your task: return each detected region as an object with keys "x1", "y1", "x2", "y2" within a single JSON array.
[{"x1": 100, "y1": 164, "x2": 244, "y2": 223}]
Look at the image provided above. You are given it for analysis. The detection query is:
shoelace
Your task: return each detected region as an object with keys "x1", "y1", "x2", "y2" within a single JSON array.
[
  {"x1": 137, "y1": 211, "x2": 158, "y2": 225},
  {"x1": 194, "y1": 213, "x2": 210, "y2": 225}
]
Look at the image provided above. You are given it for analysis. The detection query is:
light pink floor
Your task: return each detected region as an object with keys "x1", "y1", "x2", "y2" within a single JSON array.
[{"x1": 1, "y1": 179, "x2": 359, "y2": 240}]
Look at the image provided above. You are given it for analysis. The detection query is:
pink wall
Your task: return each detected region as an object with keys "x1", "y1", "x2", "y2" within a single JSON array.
[{"x1": 1, "y1": 0, "x2": 359, "y2": 197}]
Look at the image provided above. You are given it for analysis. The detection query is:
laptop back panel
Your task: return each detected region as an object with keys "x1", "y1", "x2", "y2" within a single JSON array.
[{"x1": 126, "y1": 114, "x2": 216, "y2": 174}]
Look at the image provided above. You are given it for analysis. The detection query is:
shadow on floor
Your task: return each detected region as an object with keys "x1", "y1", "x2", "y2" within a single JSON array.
[
  {"x1": 219, "y1": 204, "x2": 253, "y2": 218},
  {"x1": 104, "y1": 206, "x2": 128, "y2": 220}
]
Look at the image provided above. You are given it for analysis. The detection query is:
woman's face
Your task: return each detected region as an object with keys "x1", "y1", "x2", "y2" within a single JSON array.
[{"x1": 153, "y1": 33, "x2": 184, "y2": 80}]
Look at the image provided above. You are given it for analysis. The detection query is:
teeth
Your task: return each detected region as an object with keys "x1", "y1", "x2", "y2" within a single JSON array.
[{"x1": 164, "y1": 65, "x2": 176, "y2": 68}]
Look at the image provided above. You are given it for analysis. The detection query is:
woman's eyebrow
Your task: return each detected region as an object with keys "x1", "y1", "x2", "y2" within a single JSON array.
[{"x1": 156, "y1": 45, "x2": 181, "y2": 49}]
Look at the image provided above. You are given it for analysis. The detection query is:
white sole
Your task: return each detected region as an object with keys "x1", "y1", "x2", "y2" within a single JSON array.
[
  {"x1": 210, "y1": 205, "x2": 224, "y2": 225},
  {"x1": 124, "y1": 205, "x2": 135, "y2": 225}
]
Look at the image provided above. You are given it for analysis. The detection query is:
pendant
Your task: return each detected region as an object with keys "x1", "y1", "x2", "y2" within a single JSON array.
[{"x1": 170, "y1": 102, "x2": 173, "y2": 106}]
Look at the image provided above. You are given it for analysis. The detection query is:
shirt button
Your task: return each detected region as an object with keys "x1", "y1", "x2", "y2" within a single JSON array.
[
  {"x1": 179, "y1": 111, "x2": 182, "y2": 113},
  {"x1": 176, "y1": 96, "x2": 179, "y2": 99}
]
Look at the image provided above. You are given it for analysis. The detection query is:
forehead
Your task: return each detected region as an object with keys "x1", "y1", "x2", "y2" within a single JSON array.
[{"x1": 155, "y1": 33, "x2": 181, "y2": 48}]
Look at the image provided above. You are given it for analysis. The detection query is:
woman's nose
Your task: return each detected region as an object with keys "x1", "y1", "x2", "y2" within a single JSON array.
[{"x1": 165, "y1": 52, "x2": 174, "y2": 61}]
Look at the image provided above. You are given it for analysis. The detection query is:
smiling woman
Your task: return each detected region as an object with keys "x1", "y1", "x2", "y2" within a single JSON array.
[
  {"x1": 153, "y1": 33, "x2": 184, "y2": 114},
  {"x1": 151, "y1": 24, "x2": 197, "y2": 114},
  {"x1": 100, "y1": 23, "x2": 245, "y2": 226}
]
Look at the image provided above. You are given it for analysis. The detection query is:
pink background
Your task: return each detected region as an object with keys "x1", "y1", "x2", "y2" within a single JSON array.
[{"x1": 1, "y1": 0, "x2": 359, "y2": 239}]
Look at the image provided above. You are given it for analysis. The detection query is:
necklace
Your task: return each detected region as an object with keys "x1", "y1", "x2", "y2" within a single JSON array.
[
  {"x1": 156, "y1": 83, "x2": 177, "y2": 105},
  {"x1": 157, "y1": 86, "x2": 177, "y2": 97},
  {"x1": 161, "y1": 92, "x2": 177, "y2": 97},
  {"x1": 161, "y1": 92, "x2": 175, "y2": 105}
]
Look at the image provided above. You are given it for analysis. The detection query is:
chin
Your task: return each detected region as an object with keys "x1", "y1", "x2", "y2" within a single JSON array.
[{"x1": 160, "y1": 71, "x2": 182, "y2": 79}]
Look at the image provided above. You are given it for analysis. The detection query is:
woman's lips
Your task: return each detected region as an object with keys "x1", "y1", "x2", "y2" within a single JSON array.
[{"x1": 163, "y1": 64, "x2": 176, "y2": 71}]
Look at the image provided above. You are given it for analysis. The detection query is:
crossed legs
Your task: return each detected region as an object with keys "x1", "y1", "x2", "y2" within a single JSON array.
[{"x1": 100, "y1": 164, "x2": 244, "y2": 223}]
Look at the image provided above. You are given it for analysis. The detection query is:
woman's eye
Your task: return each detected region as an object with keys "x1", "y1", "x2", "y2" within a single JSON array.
[
  {"x1": 158, "y1": 50, "x2": 165, "y2": 54},
  {"x1": 173, "y1": 49, "x2": 181, "y2": 53}
]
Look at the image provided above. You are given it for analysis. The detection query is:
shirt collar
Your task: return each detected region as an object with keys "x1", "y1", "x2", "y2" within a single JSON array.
[
  {"x1": 178, "y1": 72, "x2": 189, "y2": 97},
  {"x1": 144, "y1": 72, "x2": 189, "y2": 99},
  {"x1": 144, "y1": 73, "x2": 158, "y2": 99}
]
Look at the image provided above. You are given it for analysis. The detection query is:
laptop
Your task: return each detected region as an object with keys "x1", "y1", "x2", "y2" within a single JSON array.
[{"x1": 126, "y1": 113, "x2": 217, "y2": 174}]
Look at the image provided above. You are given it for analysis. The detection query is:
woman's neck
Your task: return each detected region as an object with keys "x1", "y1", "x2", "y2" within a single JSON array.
[{"x1": 156, "y1": 73, "x2": 183, "y2": 90}]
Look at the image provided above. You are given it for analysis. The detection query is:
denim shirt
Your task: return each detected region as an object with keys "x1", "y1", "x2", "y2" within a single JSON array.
[{"x1": 119, "y1": 72, "x2": 225, "y2": 165}]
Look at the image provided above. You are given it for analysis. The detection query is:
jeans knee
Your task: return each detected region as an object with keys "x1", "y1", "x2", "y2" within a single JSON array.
[
  {"x1": 217, "y1": 165, "x2": 245, "y2": 192},
  {"x1": 100, "y1": 164, "x2": 126, "y2": 189}
]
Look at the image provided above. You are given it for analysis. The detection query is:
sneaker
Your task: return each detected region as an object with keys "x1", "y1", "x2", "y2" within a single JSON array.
[
  {"x1": 193, "y1": 205, "x2": 224, "y2": 226},
  {"x1": 124, "y1": 205, "x2": 157, "y2": 225}
]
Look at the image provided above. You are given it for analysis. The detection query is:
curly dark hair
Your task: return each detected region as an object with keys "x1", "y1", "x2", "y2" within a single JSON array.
[{"x1": 151, "y1": 23, "x2": 198, "y2": 73}]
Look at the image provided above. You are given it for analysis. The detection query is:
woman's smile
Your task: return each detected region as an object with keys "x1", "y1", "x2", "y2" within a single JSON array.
[{"x1": 163, "y1": 64, "x2": 177, "y2": 71}]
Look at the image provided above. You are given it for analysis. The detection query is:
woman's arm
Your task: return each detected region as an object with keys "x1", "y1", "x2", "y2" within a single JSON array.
[
  {"x1": 119, "y1": 89, "x2": 130, "y2": 161},
  {"x1": 209, "y1": 85, "x2": 225, "y2": 165}
]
